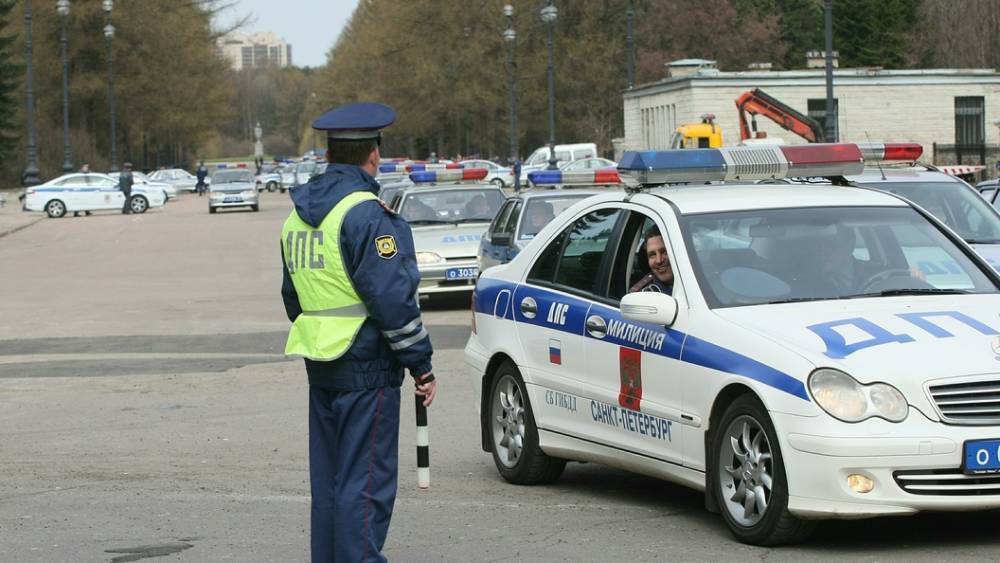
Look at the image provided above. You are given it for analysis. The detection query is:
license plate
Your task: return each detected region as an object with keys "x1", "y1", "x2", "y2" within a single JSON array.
[
  {"x1": 223, "y1": 196, "x2": 242, "y2": 203},
  {"x1": 963, "y1": 439, "x2": 1000, "y2": 474},
  {"x1": 445, "y1": 267, "x2": 477, "y2": 280}
]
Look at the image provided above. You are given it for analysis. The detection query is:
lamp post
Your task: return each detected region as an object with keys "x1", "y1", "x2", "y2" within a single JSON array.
[
  {"x1": 823, "y1": 0, "x2": 837, "y2": 142},
  {"x1": 103, "y1": 0, "x2": 118, "y2": 172},
  {"x1": 503, "y1": 5, "x2": 517, "y2": 165},
  {"x1": 540, "y1": 0, "x2": 558, "y2": 170},
  {"x1": 22, "y1": 0, "x2": 40, "y2": 187},
  {"x1": 626, "y1": 0, "x2": 635, "y2": 89},
  {"x1": 56, "y1": 0, "x2": 72, "y2": 172}
]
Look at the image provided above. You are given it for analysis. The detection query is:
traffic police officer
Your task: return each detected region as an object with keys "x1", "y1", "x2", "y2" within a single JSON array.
[{"x1": 280, "y1": 102, "x2": 437, "y2": 563}]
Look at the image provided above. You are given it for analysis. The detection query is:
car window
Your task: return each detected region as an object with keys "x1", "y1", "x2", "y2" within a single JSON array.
[
  {"x1": 526, "y1": 208, "x2": 622, "y2": 296},
  {"x1": 518, "y1": 195, "x2": 589, "y2": 240},
  {"x1": 681, "y1": 206, "x2": 997, "y2": 308},
  {"x1": 607, "y1": 212, "x2": 673, "y2": 301},
  {"x1": 503, "y1": 201, "x2": 522, "y2": 235},
  {"x1": 92, "y1": 176, "x2": 116, "y2": 187},
  {"x1": 53, "y1": 177, "x2": 74, "y2": 187},
  {"x1": 490, "y1": 200, "x2": 517, "y2": 236},
  {"x1": 858, "y1": 180, "x2": 1000, "y2": 243},
  {"x1": 400, "y1": 188, "x2": 504, "y2": 224},
  {"x1": 981, "y1": 187, "x2": 997, "y2": 202}
]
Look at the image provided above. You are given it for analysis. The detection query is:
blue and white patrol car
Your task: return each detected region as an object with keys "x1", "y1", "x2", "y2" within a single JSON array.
[
  {"x1": 465, "y1": 143, "x2": 1000, "y2": 545},
  {"x1": 24, "y1": 172, "x2": 166, "y2": 218},
  {"x1": 478, "y1": 169, "x2": 624, "y2": 270},
  {"x1": 394, "y1": 168, "x2": 506, "y2": 295}
]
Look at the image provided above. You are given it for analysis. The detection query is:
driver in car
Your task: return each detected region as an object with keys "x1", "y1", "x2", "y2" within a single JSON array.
[{"x1": 629, "y1": 227, "x2": 674, "y2": 294}]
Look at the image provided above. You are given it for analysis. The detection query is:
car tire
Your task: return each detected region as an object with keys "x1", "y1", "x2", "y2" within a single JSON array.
[
  {"x1": 209, "y1": 206, "x2": 217, "y2": 214},
  {"x1": 251, "y1": 204, "x2": 260, "y2": 212},
  {"x1": 266, "y1": 181, "x2": 277, "y2": 192},
  {"x1": 487, "y1": 361, "x2": 566, "y2": 485},
  {"x1": 280, "y1": 188, "x2": 286, "y2": 194},
  {"x1": 129, "y1": 195, "x2": 148, "y2": 214},
  {"x1": 712, "y1": 394, "x2": 815, "y2": 546},
  {"x1": 45, "y1": 199, "x2": 66, "y2": 219}
]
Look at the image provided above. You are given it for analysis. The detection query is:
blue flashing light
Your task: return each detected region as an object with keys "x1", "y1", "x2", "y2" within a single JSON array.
[
  {"x1": 409, "y1": 171, "x2": 437, "y2": 183},
  {"x1": 619, "y1": 149, "x2": 726, "y2": 183},
  {"x1": 528, "y1": 170, "x2": 563, "y2": 185}
]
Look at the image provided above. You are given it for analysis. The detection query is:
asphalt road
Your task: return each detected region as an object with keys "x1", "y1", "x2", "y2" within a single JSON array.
[{"x1": 2, "y1": 191, "x2": 1000, "y2": 562}]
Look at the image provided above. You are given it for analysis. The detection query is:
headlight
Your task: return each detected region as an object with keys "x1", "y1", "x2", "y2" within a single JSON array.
[
  {"x1": 808, "y1": 369, "x2": 908, "y2": 423},
  {"x1": 416, "y1": 252, "x2": 444, "y2": 265},
  {"x1": 242, "y1": 190, "x2": 256, "y2": 197}
]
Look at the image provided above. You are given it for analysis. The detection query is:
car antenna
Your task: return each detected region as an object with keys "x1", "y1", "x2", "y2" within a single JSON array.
[{"x1": 865, "y1": 131, "x2": 887, "y2": 181}]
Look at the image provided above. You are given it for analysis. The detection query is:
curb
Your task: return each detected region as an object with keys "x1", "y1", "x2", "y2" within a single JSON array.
[{"x1": 0, "y1": 216, "x2": 43, "y2": 240}]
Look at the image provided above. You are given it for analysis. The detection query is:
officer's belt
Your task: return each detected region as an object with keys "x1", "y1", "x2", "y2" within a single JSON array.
[{"x1": 300, "y1": 303, "x2": 368, "y2": 317}]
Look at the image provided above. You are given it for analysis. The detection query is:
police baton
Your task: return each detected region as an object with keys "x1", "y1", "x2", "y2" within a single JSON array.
[{"x1": 415, "y1": 374, "x2": 434, "y2": 489}]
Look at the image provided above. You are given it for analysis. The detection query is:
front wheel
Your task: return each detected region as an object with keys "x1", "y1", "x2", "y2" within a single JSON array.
[
  {"x1": 129, "y1": 195, "x2": 148, "y2": 214},
  {"x1": 266, "y1": 181, "x2": 277, "y2": 192},
  {"x1": 487, "y1": 361, "x2": 565, "y2": 485},
  {"x1": 250, "y1": 204, "x2": 260, "y2": 212},
  {"x1": 45, "y1": 199, "x2": 66, "y2": 218},
  {"x1": 712, "y1": 395, "x2": 815, "y2": 545}
]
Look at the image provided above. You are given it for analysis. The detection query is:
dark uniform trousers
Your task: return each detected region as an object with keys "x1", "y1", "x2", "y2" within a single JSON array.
[{"x1": 309, "y1": 384, "x2": 401, "y2": 563}]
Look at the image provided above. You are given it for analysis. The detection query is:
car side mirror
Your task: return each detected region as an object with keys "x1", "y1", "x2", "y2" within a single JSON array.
[
  {"x1": 620, "y1": 291, "x2": 678, "y2": 327},
  {"x1": 492, "y1": 232, "x2": 513, "y2": 247}
]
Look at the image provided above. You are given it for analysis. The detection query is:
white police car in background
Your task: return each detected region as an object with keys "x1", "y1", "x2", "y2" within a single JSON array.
[
  {"x1": 24, "y1": 172, "x2": 165, "y2": 218},
  {"x1": 390, "y1": 167, "x2": 506, "y2": 296},
  {"x1": 478, "y1": 169, "x2": 624, "y2": 270},
  {"x1": 465, "y1": 143, "x2": 1000, "y2": 545}
]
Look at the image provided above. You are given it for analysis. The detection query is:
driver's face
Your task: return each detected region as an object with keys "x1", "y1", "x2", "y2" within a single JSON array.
[{"x1": 646, "y1": 235, "x2": 673, "y2": 284}]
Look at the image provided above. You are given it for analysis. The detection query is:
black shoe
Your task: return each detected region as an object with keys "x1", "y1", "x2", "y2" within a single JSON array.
[
  {"x1": 85, "y1": 211, "x2": 91, "y2": 216},
  {"x1": 73, "y1": 212, "x2": 80, "y2": 217}
]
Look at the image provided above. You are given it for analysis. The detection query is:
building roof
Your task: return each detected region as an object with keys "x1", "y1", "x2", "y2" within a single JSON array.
[{"x1": 625, "y1": 67, "x2": 1000, "y2": 98}]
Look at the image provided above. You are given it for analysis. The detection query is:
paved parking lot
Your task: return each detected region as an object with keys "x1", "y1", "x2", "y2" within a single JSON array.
[{"x1": 3, "y1": 191, "x2": 1000, "y2": 562}]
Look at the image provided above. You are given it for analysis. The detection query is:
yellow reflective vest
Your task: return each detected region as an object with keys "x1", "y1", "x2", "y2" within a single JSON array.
[{"x1": 281, "y1": 191, "x2": 376, "y2": 360}]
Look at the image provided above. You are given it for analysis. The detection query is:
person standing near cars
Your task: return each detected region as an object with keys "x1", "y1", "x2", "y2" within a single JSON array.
[
  {"x1": 119, "y1": 163, "x2": 134, "y2": 214},
  {"x1": 196, "y1": 161, "x2": 209, "y2": 196},
  {"x1": 280, "y1": 101, "x2": 437, "y2": 563}
]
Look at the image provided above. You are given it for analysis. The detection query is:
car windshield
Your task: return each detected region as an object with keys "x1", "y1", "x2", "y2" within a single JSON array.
[
  {"x1": 400, "y1": 188, "x2": 504, "y2": 224},
  {"x1": 857, "y1": 180, "x2": 1000, "y2": 243},
  {"x1": 212, "y1": 170, "x2": 253, "y2": 184},
  {"x1": 682, "y1": 206, "x2": 998, "y2": 308},
  {"x1": 518, "y1": 195, "x2": 589, "y2": 240},
  {"x1": 298, "y1": 162, "x2": 317, "y2": 174}
]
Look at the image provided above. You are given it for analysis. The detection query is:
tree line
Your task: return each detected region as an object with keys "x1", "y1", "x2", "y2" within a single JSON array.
[{"x1": 0, "y1": 0, "x2": 996, "y2": 187}]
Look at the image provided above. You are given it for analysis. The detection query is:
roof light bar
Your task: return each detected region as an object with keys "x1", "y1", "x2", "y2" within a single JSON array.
[
  {"x1": 409, "y1": 168, "x2": 489, "y2": 184},
  {"x1": 528, "y1": 168, "x2": 622, "y2": 186},
  {"x1": 857, "y1": 142, "x2": 923, "y2": 162},
  {"x1": 618, "y1": 143, "x2": 864, "y2": 184},
  {"x1": 406, "y1": 163, "x2": 463, "y2": 172}
]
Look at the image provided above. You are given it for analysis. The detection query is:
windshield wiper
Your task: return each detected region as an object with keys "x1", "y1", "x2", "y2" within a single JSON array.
[
  {"x1": 406, "y1": 219, "x2": 451, "y2": 225},
  {"x1": 454, "y1": 218, "x2": 491, "y2": 224},
  {"x1": 844, "y1": 288, "x2": 970, "y2": 298},
  {"x1": 965, "y1": 238, "x2": 1000, "y2": 245},
  {"x1": 765, "y1": 297, "x2": 828, "y2": 304}
]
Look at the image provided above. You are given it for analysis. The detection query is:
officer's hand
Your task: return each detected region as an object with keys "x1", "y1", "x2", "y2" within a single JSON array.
[{"x1": 414, "y1": 372, "x2": 437, "y2": 407}]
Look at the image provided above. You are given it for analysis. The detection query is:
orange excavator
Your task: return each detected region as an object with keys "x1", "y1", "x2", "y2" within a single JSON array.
[{"x1": 735, "y1": 88, "x2": 826, "y2": 143}]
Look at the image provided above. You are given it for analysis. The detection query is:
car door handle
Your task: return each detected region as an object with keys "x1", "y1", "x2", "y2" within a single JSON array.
[
  {"x1": 586, "y1": 315, "x2": 607, "y2": 338},
  {"x1": 519, "y1": 297, "x2": 537, "y2": 318}
]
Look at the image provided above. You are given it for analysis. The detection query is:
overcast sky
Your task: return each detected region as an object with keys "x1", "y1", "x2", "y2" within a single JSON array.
[{"x1": 217, "y1": 0, "x2": 361, "y2": 68}]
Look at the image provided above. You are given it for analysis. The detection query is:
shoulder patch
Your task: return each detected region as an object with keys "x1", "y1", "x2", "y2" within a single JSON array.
[{"x1": 375, "y1": 235, "x2": 398, "y2": 259}]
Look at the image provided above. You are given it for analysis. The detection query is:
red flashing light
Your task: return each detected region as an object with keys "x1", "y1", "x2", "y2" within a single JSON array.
[
  {"x1": 780, "y1": 143, "x2": 863, "y2": 166},
  {"x1": 462, "y1": 168, "x2": 489, "y2": 180},
  {"x1": 593, "y1": 169, "x2": 621, "y2": 184},
  {"x1": 882, "y1": 143, "x2": 923, "y2": 161}
]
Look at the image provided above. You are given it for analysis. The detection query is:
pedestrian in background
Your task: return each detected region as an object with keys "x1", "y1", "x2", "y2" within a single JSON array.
[
  {"x1": 513, "y1": 158, "x2": 522, "y2": 192},
  {"x1": 279, "y1": 102, "x2": 437, "y2": 563},
  {"x1": 119, "y1": 163, "x2": 134, "y2": 214},
  {"x1": 196, "y1": 161, "x2": 209, "y2": 196}
]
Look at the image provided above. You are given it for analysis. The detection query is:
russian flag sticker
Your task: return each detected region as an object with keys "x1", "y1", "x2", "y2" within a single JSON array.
[{"x1": 548, "y1": 339, "x2": 562, "y2": 365}]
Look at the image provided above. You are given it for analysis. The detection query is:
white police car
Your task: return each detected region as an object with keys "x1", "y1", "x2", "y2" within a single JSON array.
[
  {"x1": 24, "y1": 172, "x2": 165, "y2": 218},
  {"x1": 478, "y1": 169, "x2": 624, "y2": 270},
  {"x1": 465, "y1": 143, "x2": 1000, "y2": 545},
  {"x1": 393, "y1": 168, "x2": 506, "y2": 296}
]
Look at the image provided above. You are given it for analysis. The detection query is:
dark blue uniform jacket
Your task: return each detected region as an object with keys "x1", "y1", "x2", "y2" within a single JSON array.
[{"x1": 281, "y1": 164, "x2": 433, "y2": 390}]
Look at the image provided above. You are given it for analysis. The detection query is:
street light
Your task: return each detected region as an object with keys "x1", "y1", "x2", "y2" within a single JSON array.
[
  {"x1": 21, "y1": 0, "x2": 41, "y2": 187},
  {"x1": 503, "y1": 4, "x2": 518, "y2": 165},
  {"x1": 56, "y1": 0, "x2": 72, "y2": 172},
  {"x1": 103, "y1": 0, "x2": 118, "y2": 172},
  {"x1": 540, "y1": 0, "x2": 558, "y2": 170},
  {"x1": 626, "y1": 0, "x2": 635, "y2": 89}
]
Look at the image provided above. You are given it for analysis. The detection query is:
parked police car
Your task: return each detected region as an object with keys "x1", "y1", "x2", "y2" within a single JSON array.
[
  {"x1": 466, "y1": 143, "x2": 1000, "y2": 545},
  {"x1": 24, "y1": 172, "x2": 165, "y2": 218},
  {"x1": 208, "y1": 169, "x2": 259, "y2": 213},
  {"x1": 843, "y1": 144, "x2": 1000, "y2": 272},
  {"x1": 478, "y1": 169, "x2": 624, "y2": 270},
  {"x1": 391, "y1": 168, "x2": 505, "y2": 296}
]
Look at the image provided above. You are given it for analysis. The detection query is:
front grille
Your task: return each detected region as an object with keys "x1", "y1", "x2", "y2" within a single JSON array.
[
  {"x1": 928, "y1": 379, "x2": 1000, "y2": 425},
  {"x1": 894, "y1": 468, "x2": 1000, "y2": 496}
]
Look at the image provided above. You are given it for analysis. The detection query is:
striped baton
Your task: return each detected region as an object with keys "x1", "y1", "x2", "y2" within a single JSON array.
[{"x1": 415, "y1": 380, "x2": 432, "y2": 489}]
